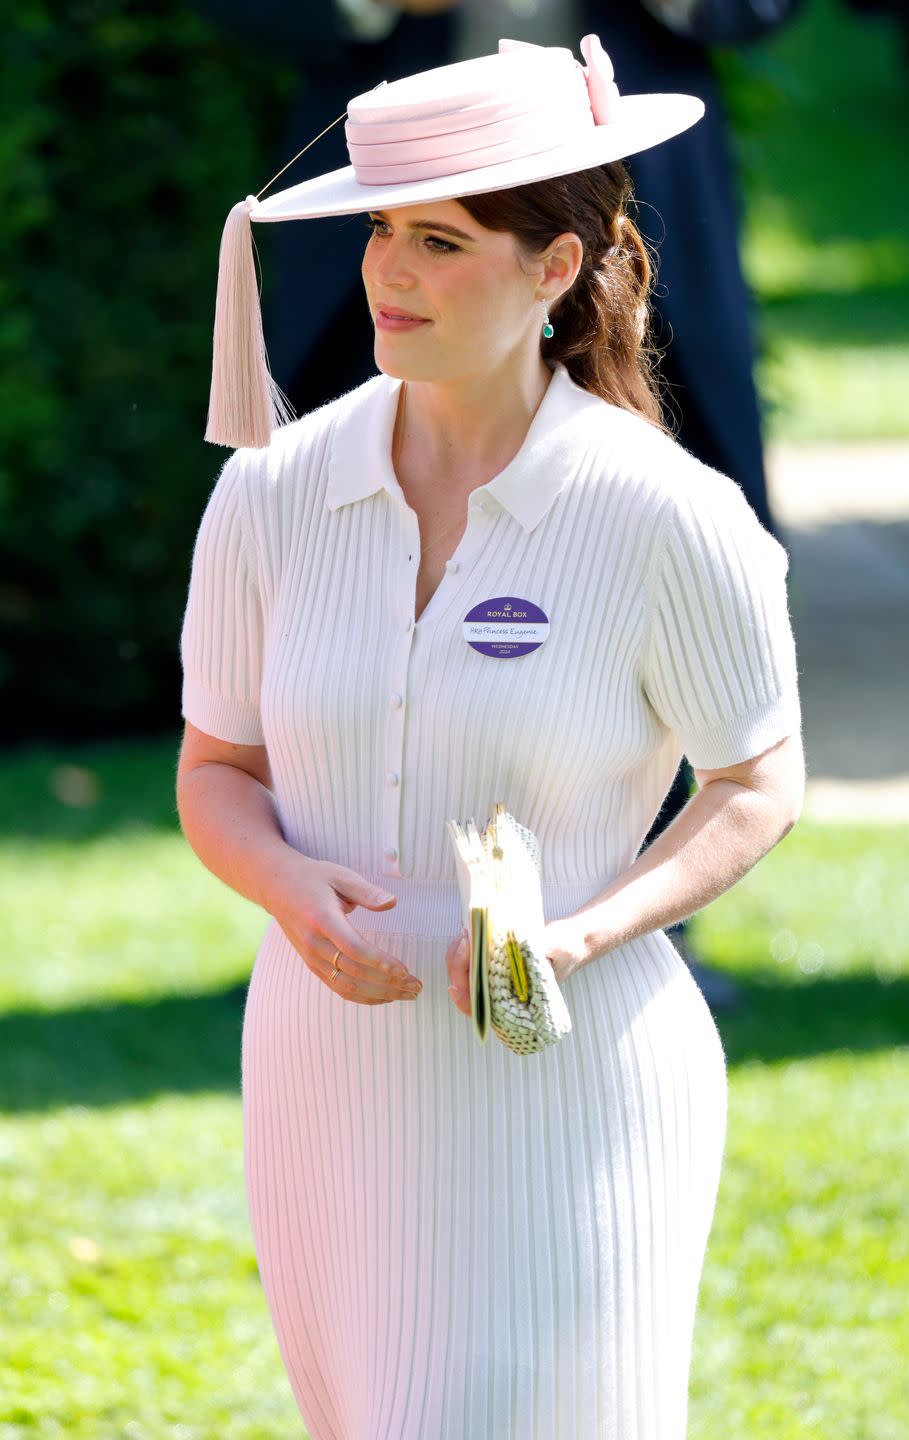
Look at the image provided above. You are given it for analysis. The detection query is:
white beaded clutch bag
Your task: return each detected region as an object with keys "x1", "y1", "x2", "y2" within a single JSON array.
[{"x1": 446, "y1": 803, "x2": 573, "y2": 1056}]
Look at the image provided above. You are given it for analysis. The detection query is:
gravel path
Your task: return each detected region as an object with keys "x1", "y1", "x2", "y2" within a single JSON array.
[{"x1": 765, "y1": 440, "x2": 909, "y2": 822}]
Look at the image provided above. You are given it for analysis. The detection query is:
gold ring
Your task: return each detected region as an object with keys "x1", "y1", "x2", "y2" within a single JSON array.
[{"x1": 330, "y1": 947, "x2": 342, "y2": 984}]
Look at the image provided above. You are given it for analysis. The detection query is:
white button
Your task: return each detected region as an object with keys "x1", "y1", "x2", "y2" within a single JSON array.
[
  {"x1": 384, "y1": 846, "x2": 398, "y2": 861},
  {"x1": 472, "y1": 496, "x2": 489, "y2": 513},
  {"x1": 387, "y1": 771, "x2": 400, "y2": 786},
  {"x1": 404, "y1": 616, "x2": 413, "y2": 632},
  {"x1": 390, "y1": 692, "x2": 404, "y2": 708},
  {"x1": 445, "y1": 559, "x2": 460, "y2": 574}
]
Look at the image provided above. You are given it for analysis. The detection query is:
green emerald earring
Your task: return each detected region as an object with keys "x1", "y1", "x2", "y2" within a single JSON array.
[{"x1": 541, "y1": 300, "x2": 554, "y2": 339}]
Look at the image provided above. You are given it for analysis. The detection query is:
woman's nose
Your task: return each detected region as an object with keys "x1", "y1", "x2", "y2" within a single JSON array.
[{"x1": 369, "y1": 236, "x2": 413, "y2": 288}]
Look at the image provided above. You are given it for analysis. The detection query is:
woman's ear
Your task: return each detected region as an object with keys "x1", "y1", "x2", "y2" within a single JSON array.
[{"x1": 540, "y1": 232, "x2": 584, "y2": 302}]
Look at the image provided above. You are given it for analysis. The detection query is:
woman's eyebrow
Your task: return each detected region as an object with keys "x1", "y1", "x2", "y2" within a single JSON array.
[{"x1": 370, "y1": 210, "x2": 475, "y2": 242}]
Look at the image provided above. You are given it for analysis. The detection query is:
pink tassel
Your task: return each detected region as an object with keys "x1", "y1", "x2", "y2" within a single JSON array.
[{"x1": 204, "y1": 195, "x2": 296, "y2": 449}]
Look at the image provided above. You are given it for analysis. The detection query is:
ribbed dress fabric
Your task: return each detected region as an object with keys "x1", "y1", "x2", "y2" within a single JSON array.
[{"x1": 180, "y1": 362, "x2": 802, "y2": 1439}]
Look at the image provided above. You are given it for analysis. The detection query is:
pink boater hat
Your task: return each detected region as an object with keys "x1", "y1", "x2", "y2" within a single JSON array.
[{"x1": 205, "y1": 34, "x2": 705, "y2": 451}]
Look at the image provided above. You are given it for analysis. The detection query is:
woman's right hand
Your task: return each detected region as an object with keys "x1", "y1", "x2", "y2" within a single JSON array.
[{"x1": 268, "y1": 854, "x2": 422, "y2": 1005}]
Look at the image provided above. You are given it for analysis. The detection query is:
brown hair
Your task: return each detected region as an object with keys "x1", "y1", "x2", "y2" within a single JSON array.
[{"x1": 457, "y1": 161, "x2": 672, "y2": 435}]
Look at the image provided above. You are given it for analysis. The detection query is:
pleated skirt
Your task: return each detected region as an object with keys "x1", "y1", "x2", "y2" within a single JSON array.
[{"x1": 240, "y1": 920, "x2": 728, "y2": 1439}]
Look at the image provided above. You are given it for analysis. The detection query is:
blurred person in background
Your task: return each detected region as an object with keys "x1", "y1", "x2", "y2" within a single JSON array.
[{"x1": 193, "y1": 0, "x2": 804, "y2": 1010}]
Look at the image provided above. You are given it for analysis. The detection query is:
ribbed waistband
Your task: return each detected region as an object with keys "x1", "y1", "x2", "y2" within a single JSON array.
[{"x1": 348, "y1": 875, "x2": 606, "y2": 938}]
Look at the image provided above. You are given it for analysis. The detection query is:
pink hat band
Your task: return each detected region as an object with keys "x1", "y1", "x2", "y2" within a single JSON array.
[{"x1": 344, "y1": 36, "x2": 620, "y2": 187}]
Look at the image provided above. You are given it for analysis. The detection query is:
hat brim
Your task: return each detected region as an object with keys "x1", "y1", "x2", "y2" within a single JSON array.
[{"x1": 250, "y1": 93, "x2": 705, "y2": 222}]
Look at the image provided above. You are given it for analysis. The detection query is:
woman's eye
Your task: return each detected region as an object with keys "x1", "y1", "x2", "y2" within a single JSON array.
[{"x1": 363, "y1": 218, "x2": 458, "y2": 253}]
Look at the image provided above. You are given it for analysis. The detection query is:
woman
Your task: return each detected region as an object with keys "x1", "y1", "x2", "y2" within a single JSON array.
[{"x1": 177, "y1": 35, "x2": 804, "y2": 1438}]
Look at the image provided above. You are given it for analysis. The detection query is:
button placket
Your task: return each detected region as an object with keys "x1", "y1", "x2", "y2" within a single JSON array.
[
  {"x1": 381, "y1": 504, "x2": 420, "y2": 877},
  {"x1": 380, "y1": 494, "x2": 495, "y2": 876}
]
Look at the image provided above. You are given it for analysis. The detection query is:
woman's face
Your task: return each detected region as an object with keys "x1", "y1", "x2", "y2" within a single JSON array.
[{"x1": 360, "y1": 198, "x2": 550, "y2": 383}]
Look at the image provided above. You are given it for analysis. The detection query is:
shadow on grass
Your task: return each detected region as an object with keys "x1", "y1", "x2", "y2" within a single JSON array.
[
  {"x1": 715, "y1": 969, "x2": 909, "y2": 1068},
  {"x1": 1, "y1": 970, "x2": 906, "y2": 1115}
]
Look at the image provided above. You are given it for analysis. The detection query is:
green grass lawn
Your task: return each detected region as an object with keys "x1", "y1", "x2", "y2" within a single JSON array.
[
  {"x1": 1, "y1": 736, "x2": 907, "y2": 1438},
  {"x1": 722, "y1": 0, "x2": 909, "y2": 441}
]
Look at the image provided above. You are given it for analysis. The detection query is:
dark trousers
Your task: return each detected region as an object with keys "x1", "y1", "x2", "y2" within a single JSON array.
[{"x1": 638, "y1": 757, "x2": 693, "y2": 941}]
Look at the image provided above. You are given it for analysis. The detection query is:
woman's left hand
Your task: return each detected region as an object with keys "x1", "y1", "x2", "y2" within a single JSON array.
[
  {"x1": 541, "y1": 915, "x2": 590, "y2": 986},
  {"x1": 445, "y1": 917, "x2": 589, "y2": 1016}
]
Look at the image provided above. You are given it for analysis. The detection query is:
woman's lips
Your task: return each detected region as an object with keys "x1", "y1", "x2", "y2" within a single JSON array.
[{"x1": 376, "y1": 307, "x2": 431, "y2": 332}]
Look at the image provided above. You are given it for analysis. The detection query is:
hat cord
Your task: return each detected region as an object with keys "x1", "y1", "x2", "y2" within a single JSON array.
[
  {"x1": 256, "y1": 110, "x2": 348, "y2": 201},
  {"x1": 256, "y1": 81, "x2": 388, "y2": 201}
]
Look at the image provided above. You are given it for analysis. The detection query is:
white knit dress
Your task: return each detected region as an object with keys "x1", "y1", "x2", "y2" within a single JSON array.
[{"x1": 180, "y1": 363, "x2": 802, "y2": 1439}]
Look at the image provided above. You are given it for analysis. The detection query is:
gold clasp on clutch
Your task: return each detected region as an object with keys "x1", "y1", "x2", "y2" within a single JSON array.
[{"x1": 506, "y1": 928, "x2": 529, "y2": 1002}]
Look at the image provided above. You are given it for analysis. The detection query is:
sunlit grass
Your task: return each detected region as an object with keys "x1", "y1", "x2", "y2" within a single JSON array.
[
  {"x1": 691, "y1": 1049, "x2": 907, "y2": 1440},
  {"x1": 758, "y1": 334, "x2": 909, "y2": 441}
]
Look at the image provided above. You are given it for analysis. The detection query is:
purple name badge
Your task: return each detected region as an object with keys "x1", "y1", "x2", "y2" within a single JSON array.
[{"x1": 462, "y1": 596, "x2": 550, "y2": 659}]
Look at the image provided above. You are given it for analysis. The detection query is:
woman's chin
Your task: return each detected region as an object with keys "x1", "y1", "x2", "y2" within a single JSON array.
[{"x1": 373, "y1": 343, "x2": 445, "y2": 383}]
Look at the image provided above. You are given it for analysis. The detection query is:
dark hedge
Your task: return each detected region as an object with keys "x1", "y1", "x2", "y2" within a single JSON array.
[{"x1": 0, "y1": 1, "x2": 298, "y2": 744}]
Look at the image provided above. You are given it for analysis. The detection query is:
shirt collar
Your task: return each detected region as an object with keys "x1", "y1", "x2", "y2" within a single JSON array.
[{"x1": 326, "y1": 362, "x2": 600, "y2": 535}]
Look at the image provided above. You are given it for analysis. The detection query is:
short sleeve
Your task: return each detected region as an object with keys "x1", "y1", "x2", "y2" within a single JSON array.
[
  {"x1": 179, "y1": 451, "x2": 266, "y2": 745},
  {"x1": 642, "y1": 464, "x2": 802, "y2": 770}
]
